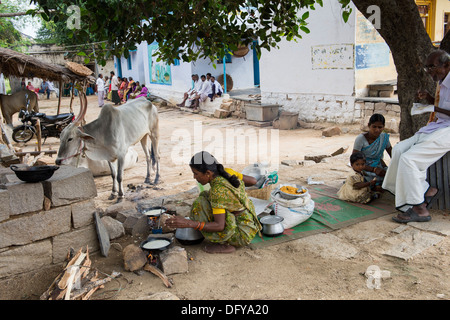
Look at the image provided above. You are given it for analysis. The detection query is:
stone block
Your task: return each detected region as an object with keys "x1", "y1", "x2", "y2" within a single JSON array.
[
  {"x1": 369, "y1": 90, "x2": 379, "y2": 97},
  {"x1": 104, "y1": 201, "x2": 136, "y2": 219},
  {"x1": 278, "y1": 112, "x2": 298, "y2": 130},
  {"x1": 71, "y1": 199, "x2": 96, "y2": 228},
  {"x1": 379, "y1": 90, "x2": 395, "y2": 97},
  {"x1": 43, "y1": 165, "x2": 97, "y2": 207},
  {"x1": 391, "y1": 104, "x2": 401, "y2": 112},
  {"x1": 0, "y1": 205, "x2": 72, "y2": 249},
  {"x1": 52, "y1": 224, "x2": 99, "y2": 263},
  {"x1": 159, "y1": 246, "x2": 188, "y2": 275},
  {"x1": 297, "y1": 120, "x2": 315, "y2": 129},
  {"x1": 0, "y1": 189, "x2": 10, "y2": 222},
  {"x1": 322, "y1": 126, "x2": 341, "y2": 137},
  {"x1": 364, "y1": 102, "x2": 374, "y2": 111},
  {"x1": 374, "y1": 102, "x2": 387, "y2": 112},
  {"x1": 220, "y1": 102, "x2": 233, "y2": 111},
  {"x1": 0, "y1": 240, "x2": 52, "y2": 278},
  {"x1": 123, "y1": 244, "x2": 147, "y2": 272},
  {"x1": 331, "y1": 146, "x2": 349, "y2": 157},
  {"x1": 214, "y1": 108, "x2": 231, "y2": 118},
  {"x1": 101, "y1": 216, "x2": 125, "y2": 240},
  {"x1": 5, "y1": 181, "x2": 44, "y2": 215},
  {"x1": 385, "y1": 118, "x2": 399, "y2": 134},
  {"x1": 304, "y1": 154, "x2": 329, "y2": 163},
  {"x1": 123, "y1": 212, "x2": 149, "y2": 236},
  {"x1": 95, "y1": 211, "x2": 110, "y2": 257},
  {"x1": 116, "y1": 209, "x2": 139, "y2": 223}
]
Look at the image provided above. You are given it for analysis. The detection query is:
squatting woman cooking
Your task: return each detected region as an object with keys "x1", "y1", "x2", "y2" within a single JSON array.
[{"x1": 165, "y1": 151, "x2": 262, "y2": 254}]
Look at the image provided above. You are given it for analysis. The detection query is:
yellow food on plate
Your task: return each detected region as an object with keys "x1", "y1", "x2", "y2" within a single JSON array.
[{"x1": 280, "y1": 186, "x2": 306, "y2": 195}]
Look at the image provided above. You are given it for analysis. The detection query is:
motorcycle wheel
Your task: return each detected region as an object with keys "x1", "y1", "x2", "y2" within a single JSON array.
[{"x1": 12, "y1": 126, "x2": 34, "y2": 143}]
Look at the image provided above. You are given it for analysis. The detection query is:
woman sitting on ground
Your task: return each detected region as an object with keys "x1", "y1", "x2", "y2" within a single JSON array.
[
  {"x1": 135, "y1": 85, "x2": 148, "y2": 99},
  {"x1": 165, "y1": 151, "x2": 262, "y2": 254},
  {"x1": 352, "y1": 113, "x2": 392, "y2": 189}
]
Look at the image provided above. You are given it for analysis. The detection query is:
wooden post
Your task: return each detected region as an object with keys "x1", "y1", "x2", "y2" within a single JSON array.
[
  {"x1": 57, "y1": 80, "x2": 63, "y2": 115},
  {"x1": 69, "y1": 83, "x2": 74, "y2": 113}
]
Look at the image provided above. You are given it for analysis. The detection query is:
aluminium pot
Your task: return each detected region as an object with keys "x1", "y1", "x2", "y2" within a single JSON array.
[
  {"x1": 260, "y1": 215, "x2": 285, "y2": 237},
  {"x1": 175, "y1": 218, "x2": 205, "y2": 245}
]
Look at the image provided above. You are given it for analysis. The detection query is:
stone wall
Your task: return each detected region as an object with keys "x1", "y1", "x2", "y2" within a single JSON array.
[
  {"x1": 261, "y1": 93, "x2": 358, "y2": 124},
  {"x1": 0, "y1": 165, "x2": 98, "y2": 279},
  {"x1": 355, "y1": 98, "x2": 400, "y2": 133},
  {"x1": 258, "y1": 92, "x2": 401, "y2": 132}
]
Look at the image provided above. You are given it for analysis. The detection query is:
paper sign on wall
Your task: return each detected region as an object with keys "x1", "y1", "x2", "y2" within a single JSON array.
[{"x1": 311, "y1": 44, "x2": 354, "y2": 70}]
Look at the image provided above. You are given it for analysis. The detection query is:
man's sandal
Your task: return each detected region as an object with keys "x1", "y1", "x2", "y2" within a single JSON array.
[{"x1": 392, "y1": 207, "x2": 431, "y2": 223}]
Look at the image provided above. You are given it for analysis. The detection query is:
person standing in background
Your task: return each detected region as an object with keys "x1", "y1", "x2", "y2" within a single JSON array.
[
  {"x1": 110, "y1": 71, "x2": 120, "y2": 105},
  {"x1": 96, "y1": 73, "x2": 105, "y2": 107}
]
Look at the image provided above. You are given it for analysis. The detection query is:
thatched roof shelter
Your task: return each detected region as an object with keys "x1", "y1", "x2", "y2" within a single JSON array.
[{"x1": 0, "y1": 47, "x2": 94, "y2": 83}]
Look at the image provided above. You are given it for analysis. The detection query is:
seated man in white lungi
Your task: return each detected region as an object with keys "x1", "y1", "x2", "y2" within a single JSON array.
[
  {"x1": 383, "y1": 49, "x2": 450, "y2": 223},
  {"x1": 191, "y1": 75, "x2": 212, "y2": 110}
]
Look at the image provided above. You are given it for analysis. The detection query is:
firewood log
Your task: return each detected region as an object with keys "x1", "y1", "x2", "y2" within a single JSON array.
[{"x1": 143, "y1": 263, "x2": 173, "y2": 288}]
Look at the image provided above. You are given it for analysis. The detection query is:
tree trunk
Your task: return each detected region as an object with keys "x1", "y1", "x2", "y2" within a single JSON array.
[{"x1": 352, "y1": 0, "x2": 435, "y2": 140}]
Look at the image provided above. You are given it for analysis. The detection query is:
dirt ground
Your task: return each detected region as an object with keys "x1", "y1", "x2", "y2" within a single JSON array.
[{"x1": 3, "y1": 95, "x2": 450, "y2": 301}]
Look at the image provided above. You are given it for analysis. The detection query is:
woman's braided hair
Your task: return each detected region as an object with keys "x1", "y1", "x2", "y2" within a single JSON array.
[{"x1": 189, "y1": 151, "x2": 240, "y2": 188}]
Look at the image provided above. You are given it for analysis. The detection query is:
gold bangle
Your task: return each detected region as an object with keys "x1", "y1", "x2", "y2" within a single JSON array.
[{"x1": 199, "y1": 222, "x2": 205, "y2": 231}]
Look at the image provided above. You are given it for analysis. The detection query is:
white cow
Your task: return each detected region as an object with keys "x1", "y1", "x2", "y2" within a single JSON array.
[
  {"x1": 56, "y1": 96, "x2": 160, "y2": 200},
  {"x1": 66, "y1": 146, "x2": 139, "y2": 177}
]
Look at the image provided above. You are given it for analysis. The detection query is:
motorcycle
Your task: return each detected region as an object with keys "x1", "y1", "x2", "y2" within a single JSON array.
[{"x1": 12, "y1": 109, "x2": 75, "y2": 143}]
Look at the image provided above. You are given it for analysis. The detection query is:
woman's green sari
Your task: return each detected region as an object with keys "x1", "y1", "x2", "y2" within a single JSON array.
[{"x1": 189, "y1": 176, "x2": 262, "y2": 247}]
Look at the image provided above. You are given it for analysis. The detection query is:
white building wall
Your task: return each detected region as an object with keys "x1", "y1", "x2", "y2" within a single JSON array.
[
  {"x1": 192, "y1": 47, "x2": 255, "y2": 90},
  {"x1": 115, "y1": 41, "x2": 256, "y2": 104},
  {"x1": 259, "y1": 2, "x2": 358, "y2": 123}
]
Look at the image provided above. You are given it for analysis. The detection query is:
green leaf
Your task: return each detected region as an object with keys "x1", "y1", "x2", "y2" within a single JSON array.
[
  {"x1": 300, "y1": 26, "x2": 310, "y2": 34},
  {"x1": 301, "y1": 11, "x2": 309, "y2": 20},
  {"x1": 342, "y1": 10, "x2": 351, "y2": 23}
]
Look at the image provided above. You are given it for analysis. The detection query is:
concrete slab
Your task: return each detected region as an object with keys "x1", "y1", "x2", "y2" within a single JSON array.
[
  {"x1": 408, "y1": 216, "x2": 450, "y2": 236},
  {"x1": 383, "y1": 228, "x2": 445, "y2": 261},
  {"x1": 291, "y1": 233, "x2": 359, "y2": 260}
]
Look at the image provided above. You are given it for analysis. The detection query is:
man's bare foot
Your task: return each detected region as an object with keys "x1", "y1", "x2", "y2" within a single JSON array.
[{"x1": 203, "y1": 243, "x2": 236, "y2": 254}]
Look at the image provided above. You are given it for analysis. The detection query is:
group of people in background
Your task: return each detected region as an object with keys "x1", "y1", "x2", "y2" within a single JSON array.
[
  {"x1": 177, "y1": 73, "x2": 224, "y2": 110},
  {"x1": 21, "y1": 78, "x2": 59, "y2": 100},
  {"x1": 97, "y1": 72, "x2": 149, "y2": 107}
]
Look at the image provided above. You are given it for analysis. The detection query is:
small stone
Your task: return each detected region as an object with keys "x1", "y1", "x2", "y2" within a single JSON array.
[
  {"x1": 322, "y1": 126, "x2": 341, "y2": 137},
  {"x1": 304, "y1": 154, "x2": 329, "y2": 163}
]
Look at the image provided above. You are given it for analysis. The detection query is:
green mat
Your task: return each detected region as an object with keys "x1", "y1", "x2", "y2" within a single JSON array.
[{"x1": 249, "y1": 185, "x2": 396, "y2": 249}]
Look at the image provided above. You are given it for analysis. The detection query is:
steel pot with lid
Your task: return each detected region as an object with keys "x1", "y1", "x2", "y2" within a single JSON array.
[{"x1": 259, "y1": 215, "x2": 284, "y2": 237}]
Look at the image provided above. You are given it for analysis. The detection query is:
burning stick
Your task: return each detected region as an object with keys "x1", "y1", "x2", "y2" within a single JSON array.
[{"x1": 143, "y1": 263, "x2": 173, "y2": 288}]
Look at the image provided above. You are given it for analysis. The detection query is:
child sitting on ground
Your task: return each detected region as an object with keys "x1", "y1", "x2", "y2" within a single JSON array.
[{"x1": 337, "y1": 152, "x2": 378, "y2": 204}]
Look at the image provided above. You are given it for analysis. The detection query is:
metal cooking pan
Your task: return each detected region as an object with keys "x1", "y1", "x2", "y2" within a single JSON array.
[{"x1": 10, "y1": 165, "x2": 59, "y2": 183}]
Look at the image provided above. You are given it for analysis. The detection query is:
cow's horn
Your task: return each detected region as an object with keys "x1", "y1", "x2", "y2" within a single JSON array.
[{"x1": 73, "y1": 89, "x2": 88, "y2": 126}]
